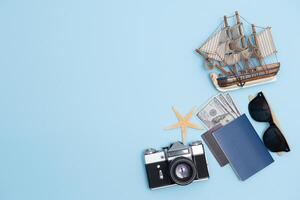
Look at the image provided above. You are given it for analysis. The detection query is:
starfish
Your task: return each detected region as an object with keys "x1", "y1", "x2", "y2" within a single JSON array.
[{"x1": 165, "y1": 106, "x2": 202, "y2": 144}]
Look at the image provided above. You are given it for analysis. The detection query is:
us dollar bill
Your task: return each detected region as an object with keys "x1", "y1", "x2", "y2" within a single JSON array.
[
  {"x1": 197, "y1": 97, "x2": 235, "y2": 129},
  {"x1": 216, "y1": 93, "x2": 239, "y2": 118},
  {"x1": 225, "y1": 93, "x2": 240, "y2": 116}
]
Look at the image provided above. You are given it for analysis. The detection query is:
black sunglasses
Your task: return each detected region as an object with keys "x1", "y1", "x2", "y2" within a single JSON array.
[{"x1": 248, "y1": 92, "x2": 290, "y2": 152}]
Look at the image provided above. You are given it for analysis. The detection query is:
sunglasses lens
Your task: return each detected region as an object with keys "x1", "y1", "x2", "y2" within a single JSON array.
[
  {"x1": 263, "y1": 126, "x2": 290, "y2": 152},
  {"x1": 248, "y1": 92, "x2": 272, "y2": 122}
]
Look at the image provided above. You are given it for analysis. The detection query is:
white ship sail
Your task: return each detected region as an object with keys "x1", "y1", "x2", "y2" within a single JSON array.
[
  {"x1": 230, "y1": 24, "x2": 243, "y2": 40},
  {"x1": 198, "y1": 28, "x2": 229, "y2": 61},
  {"x1": 256, "y1": 28, "x2": 277, "y2": 57},
  {"x1": 198, "y1": 22, "x2": 247, "y2": 66},
  {"x1": 224, "y1": 53, "x2": 240, "y2": 65}
]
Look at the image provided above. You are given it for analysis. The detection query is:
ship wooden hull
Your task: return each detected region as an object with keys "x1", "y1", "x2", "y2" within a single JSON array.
[{"x1": 210, "y1": 62, "x2": 280, "y2": 92}]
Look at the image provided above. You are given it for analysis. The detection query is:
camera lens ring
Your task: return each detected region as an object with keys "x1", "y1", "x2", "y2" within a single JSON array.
[{"x1": 169, "y1": 157, "x2": 197, "y2": 186}]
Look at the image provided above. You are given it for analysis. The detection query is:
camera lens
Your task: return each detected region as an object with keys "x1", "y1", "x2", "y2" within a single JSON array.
[
  {"x1": 175, "y1": 164, "x2": 191, "y2": 179},
  {"x1": 169, "y1": 157, "x2": 197, "y2": 186}
]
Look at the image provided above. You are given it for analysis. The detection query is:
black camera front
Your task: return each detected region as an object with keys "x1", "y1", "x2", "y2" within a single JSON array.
[{"x1": 144, "y1": 141, "x2": 209, "y2": 190}]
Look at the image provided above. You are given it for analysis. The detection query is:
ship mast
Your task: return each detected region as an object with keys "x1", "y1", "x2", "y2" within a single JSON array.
[
  {"x1": 224, "y1": 15, "x2": 237, "y2": 75},
  {"x1": 235, "y1": 11, "x2": 250, "y2": 71},
  {"x1": 235, "y1": 11, "x2": 246, "y2": 48},
  {"x1": 224, "y1": 15, "x2": 229, "y2": 31},
  {"x1": 210, "y1": 15, "x2": 231, "y2": 75},
  {"x1": 251, "y1": 24, "x2": 263, "y2": 65}
]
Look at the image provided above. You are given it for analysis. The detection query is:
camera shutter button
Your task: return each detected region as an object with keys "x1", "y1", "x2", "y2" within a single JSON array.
[
  {"x1": 144, "y1": 148, "x2": 156, "y2": 155},
  {"x1": 190, "y1": 141, "x2": 202, "y2": 146}
]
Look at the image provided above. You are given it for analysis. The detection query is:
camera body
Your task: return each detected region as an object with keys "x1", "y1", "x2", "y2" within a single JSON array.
[{"x1": 144, "y1": 141, "x2": 209, "y2": 189}]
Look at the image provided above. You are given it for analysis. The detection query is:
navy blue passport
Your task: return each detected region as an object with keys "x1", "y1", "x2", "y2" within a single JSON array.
[{"x1": 213, "y1": 114, "x2": 274, "y2": 181}]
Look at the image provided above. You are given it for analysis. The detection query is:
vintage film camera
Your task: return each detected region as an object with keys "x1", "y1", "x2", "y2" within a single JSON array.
[{"x1": 144, "y1": 141, "x2": 209, "y2": 189}]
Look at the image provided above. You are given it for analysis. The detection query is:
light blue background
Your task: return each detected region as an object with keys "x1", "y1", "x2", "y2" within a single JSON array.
[{"x1": 0, "y1": 0, "x2": 299, "y2": 199}]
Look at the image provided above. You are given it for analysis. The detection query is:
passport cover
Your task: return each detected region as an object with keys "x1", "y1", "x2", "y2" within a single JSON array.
[
  {"x1": 213, "y1": 114, "x2": 274, "y2": 181},
  {"x1": 201, "y1": 124, "x2": 229, "y2": 167}
]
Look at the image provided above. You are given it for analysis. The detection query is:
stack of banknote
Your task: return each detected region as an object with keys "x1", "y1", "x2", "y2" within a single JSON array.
[{"x1": 196, "y1": 93, "x2": 241, "y2": 129}]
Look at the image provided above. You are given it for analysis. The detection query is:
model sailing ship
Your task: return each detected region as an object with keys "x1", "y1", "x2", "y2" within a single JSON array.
[{"x1": 196, "y1": 11, "x2": 280, "y2": 91}]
